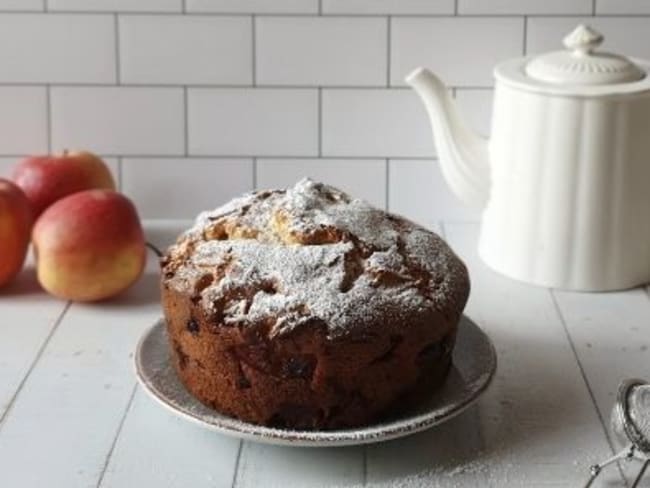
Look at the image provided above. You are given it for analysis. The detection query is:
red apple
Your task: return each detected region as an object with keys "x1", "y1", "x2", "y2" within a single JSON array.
[
  {"x1": 12, "y1": 150, "x2": 115, "y2": 218},
  {"x1": 32, "y1": 190, "x2": 146, "y2": 302},
  {"x1": 0, "y1": 179, "x2": 32, "y2": 287}
]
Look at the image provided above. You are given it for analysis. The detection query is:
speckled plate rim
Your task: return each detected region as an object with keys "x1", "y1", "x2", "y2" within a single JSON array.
[{"x1": 135, "y1": 315, "x2": 496, "y2": 447}]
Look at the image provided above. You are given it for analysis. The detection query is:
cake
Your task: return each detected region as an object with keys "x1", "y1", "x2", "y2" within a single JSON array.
[{"x1": 161, "y1": 179, "x2": 470, "y2": 430}]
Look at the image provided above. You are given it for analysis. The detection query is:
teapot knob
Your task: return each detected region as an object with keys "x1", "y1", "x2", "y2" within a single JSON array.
[{"x1": 563, "y1": 24, "x2": 604, "y2": 56}]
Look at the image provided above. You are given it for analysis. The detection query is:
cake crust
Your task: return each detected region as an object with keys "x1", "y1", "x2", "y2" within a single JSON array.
[{"x1": 161, "y1": 179, "x2": 469, "y2": 429}]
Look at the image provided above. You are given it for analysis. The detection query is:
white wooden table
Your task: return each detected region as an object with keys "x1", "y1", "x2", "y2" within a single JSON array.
[{"x1": 1, "y1": 220, "x2": 649, "y2": 488}]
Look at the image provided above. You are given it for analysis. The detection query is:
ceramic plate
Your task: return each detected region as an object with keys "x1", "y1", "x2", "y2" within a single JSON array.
[{"x1": 135, "y1": 316, "x2": 496, "y2": 447}]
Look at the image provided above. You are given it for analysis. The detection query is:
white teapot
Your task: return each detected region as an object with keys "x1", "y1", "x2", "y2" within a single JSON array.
[{"x1": 407, "y1": 24, "x2": 650, "y2": 291}]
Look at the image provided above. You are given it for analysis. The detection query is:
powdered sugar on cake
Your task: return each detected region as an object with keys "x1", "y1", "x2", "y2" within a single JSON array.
[{"x1": 164, "y1": 179, "x2": 469, "y2": 339}]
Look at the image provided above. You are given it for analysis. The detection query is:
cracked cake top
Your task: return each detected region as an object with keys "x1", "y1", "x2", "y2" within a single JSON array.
[{"x1": 162, "y1": 179, "x2": 469, "y2": 339}]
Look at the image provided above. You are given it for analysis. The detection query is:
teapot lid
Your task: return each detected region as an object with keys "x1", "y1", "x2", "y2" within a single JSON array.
[{"x1": 525, "y1": 25, "x2": 644, "y2": 85}]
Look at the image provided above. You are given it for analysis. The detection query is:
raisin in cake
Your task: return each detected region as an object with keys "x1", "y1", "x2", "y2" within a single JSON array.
[{"x1": 161, "y1": 179, "x2": 470, "y2": 430}]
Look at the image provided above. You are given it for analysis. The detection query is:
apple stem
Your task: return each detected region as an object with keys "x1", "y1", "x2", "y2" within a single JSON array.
[{"x1": 146, "y1": 241, "x2": 163, "y2": 258}]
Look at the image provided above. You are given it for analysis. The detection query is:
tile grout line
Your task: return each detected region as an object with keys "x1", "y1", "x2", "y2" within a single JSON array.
[
  {"x1": 386, "y1": 16, "x2": 391, "y2": 87},
  {"x1": 454, "y1": 0, "x2": 459, "y2": 15},
  {"x1": 0, "y1": 301, "x2": 71, "y2": 431},
  {"x1": 183, "y1": 87, "x2": 189, "y2": 156},
  {"x1": 0, "y1": 154, "x2": 439, "y2": 161},
  {"x1": 549, "y1": 290, "x2": 628, "y2": 484},
  {"x1": 251, "y1": 15, "x2": 257, "y2": 86},
  {"x1": 95, "y1": 383, "x2": 138, "y2": 488},
  {"x1": 385, "y1": 158, "x2": 390, "y2": 211},
  {"x1": 592, "y1": 0, "x2": 597, "y2": 16},
  {"x1": 1, "y1": 11, "x2": 650, "y2": 17},
  {"x1": 114, "y1": 13, "x2": 121, "y2": 85},
  {"x1": 252, "y1": 157, "x2": 257, "y2": 189},
  {"x1": 0, "y1": 82, "x2": 493, "y2": 89},
  {"x1": 45, "y1": 85, "x2": 52, "y2": 153},
  {"x1": 230, "y1": 440, "x2": 244, "y2": 488},
  {"x1": 523, "y1": 15, "x2": 528, "y2": 55},
  {"x1": 318, "y1": 88, "x2": 323, "y2": 157}
]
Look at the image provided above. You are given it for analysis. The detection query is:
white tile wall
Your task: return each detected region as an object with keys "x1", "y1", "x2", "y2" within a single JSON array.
[
  {"x1": 0, "y1": 14, "x2": 115, "y2": 83},
  {"x1": 596, "y1": 0, "x2": 650, "y2": 14},
  {"x1": 256, "y1": 158, "x2": 386, "y2": 208},
  {"x1": 256, "y1": 17, "x2": 386, "y2": 86},
  {"x1": 458, "y1": 0, "x2": 592, "y2": 15},
  {"x1": 391, "y1": 17, "x2": 524, "y2": 87},
  {"x1": 526, "y1": 17, "x2": 650, "y2": 59},
  {"x1": 188, "y1": 88, "x2": 318, "y2": 156},
  {"x1": 1, "y1": 7, "x2": 648, "y2": 219},
  {"x1": 454, "y1": 89, "x2": 494, "y2": 136},
  {"x1": 47, "y1": 0, "x2": 182, "y2": 11},
  {"x1": 51, "y1": 87, "x2": 184, "y2": 155},
  {"x1": 322, "y1": 0, "x2": 453, "y2": 14},
  {"x1": 322, "y1": 89, "x2": 434, "y2": 157},
  {"x1": 388, "y1": 159, "x2": 480, "y2": 226},
  {"x1": 121, "y1": 158, "x2": 252, "y2": 218},
  {"x1": 186, "y1": 0, "x2": 317, "y2": 14},
  {"x1": 0, "y1": 87, "x2": 48, "y2": 155},
  {"x1": 0, "y1": 158, "x2": 17, "y2": 178},
  {"x1": 0, "y1": 0, "x2": 43, "y2": 10},
  {"x1": 119, "y1": 15, "x2": 252, "y2": 85}
]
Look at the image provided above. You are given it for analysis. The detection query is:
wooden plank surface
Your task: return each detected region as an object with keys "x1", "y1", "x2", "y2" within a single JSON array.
[
  {"x1": 552, "y1": 287, "x2": 650, "y2": 485},
  {"x1": 99, "y1": 389, "x2": 241, "y2": 488},
  {"x1": 552, "y1": 288, "x2": 650, "y2": 423},
  {"x1": 0, "y1": 269, "x2": 160, "y2": 487},
  {"x1": 0, "y1": 223, "x2": 179, "y2": 488},
  {"x1": 365, "y1": 222, "x2": 618, "y2": 487},
  {"x1": 235, "y1": 443, "x2": 364, "y2": 488},
  {"x1": 0, "y1": 263, "x2": 69, "y2": 423}
]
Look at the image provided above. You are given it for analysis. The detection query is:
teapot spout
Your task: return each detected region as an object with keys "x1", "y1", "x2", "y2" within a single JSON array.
[{"x1": 406, "y1": 68, "x2": 490, "y2": 209}]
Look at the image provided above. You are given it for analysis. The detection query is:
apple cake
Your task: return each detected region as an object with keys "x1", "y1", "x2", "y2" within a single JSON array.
[{"x1": 161, "y1": 179, "x2": 470, "y2": 430}]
